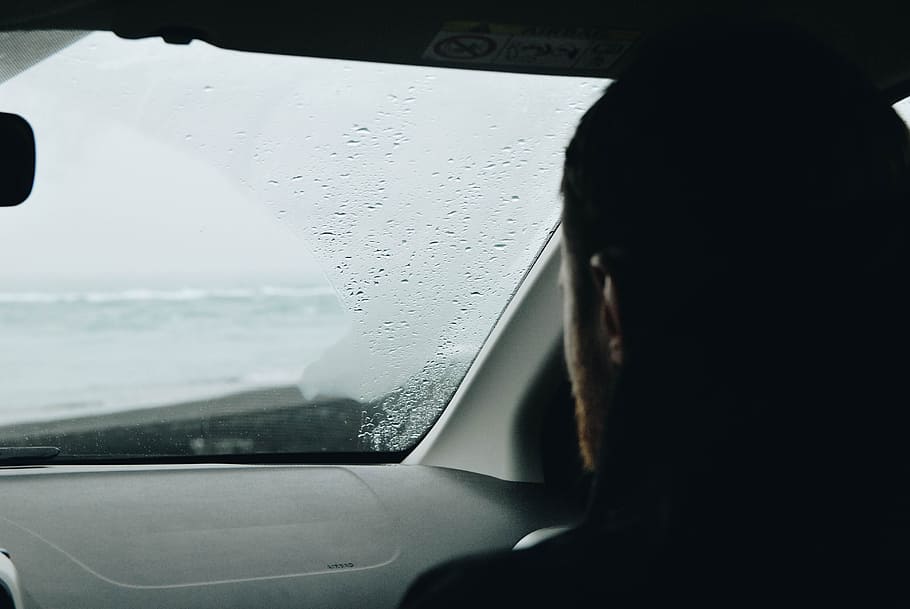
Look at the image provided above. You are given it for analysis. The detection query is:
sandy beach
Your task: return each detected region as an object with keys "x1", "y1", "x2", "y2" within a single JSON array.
[{"x1": 0, "y1": 385, "x2": 375, "y2": 456}]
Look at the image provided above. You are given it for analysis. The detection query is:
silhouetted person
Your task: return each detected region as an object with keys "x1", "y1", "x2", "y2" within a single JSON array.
[{"x1": 401, "y1": 21, "x2": 910, "y2": 608}]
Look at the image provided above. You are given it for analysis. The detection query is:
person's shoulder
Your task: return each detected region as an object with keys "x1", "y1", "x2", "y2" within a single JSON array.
[{"x1": 398, "y1": 531, "x2": 610, "y2": 609}]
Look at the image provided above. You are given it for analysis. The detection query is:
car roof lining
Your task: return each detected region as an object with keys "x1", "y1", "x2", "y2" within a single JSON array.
[{"x1": 2, "y1": 1, "x2": 910, "y2": 103}]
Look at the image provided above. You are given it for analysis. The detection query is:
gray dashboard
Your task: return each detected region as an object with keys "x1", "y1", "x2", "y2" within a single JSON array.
[{"x1": 0, "y1": 464, "x2": 577, "y2": 609}]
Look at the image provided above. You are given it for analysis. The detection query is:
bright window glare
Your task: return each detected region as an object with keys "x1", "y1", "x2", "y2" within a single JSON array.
[
  {"x1": 0, "y1": 32, "x2": 606, "y2": 456},
  {"x1": 894, "y1": 97, "x2": 910, "y2": 126}
]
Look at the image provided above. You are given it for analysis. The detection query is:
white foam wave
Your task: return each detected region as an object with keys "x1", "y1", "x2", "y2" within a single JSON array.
[{"x1": 0, "y1": 285, "x2": 337, "y2": 304}]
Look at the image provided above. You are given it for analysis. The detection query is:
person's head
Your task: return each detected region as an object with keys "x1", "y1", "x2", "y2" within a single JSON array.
[{"x1": 560, "y1": 22, "x2": 910, "y2": 474}]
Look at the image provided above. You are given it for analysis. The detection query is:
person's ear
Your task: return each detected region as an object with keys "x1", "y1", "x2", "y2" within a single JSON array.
[{"x1": 590, "y1": 252, "x2": 623, "y2": 366}]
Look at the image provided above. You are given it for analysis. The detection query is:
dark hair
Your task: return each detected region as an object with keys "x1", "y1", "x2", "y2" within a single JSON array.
[
  {"x1": 564, "y1": 22, "x2": 910, "y2": 347},
  {"x1": 564, "y1": 21, "x2": 910, "y2": 601}
]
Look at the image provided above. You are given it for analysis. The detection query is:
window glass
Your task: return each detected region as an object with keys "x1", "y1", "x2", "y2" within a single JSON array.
[{"x1": 0, "y1": 32, "x2": 606, "y2": 457}]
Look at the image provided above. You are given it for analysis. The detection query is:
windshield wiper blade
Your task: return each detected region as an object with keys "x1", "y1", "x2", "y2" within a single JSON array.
[{"x1": 0, "y1": 446, "x2": 60, "y2": 462}]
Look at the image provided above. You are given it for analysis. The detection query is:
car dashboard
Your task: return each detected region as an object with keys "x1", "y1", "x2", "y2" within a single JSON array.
[{"x1": 0, "y1": 463, "x2": 577, "y2": 609}]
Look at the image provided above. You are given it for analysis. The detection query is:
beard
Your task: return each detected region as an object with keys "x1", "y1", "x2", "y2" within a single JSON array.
[{"x1": 566, "y1": 328, "x2": 619, "y2": 472}]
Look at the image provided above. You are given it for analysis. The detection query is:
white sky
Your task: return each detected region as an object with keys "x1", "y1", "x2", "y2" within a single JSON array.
[{"x1": 0, "y1": 33, "x2": 325, "y2": 285}]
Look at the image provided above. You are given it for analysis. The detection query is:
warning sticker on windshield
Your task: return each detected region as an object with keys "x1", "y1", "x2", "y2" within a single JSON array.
[{"x1": 422, "y1": 22, "x2": 638, "y2": 72}]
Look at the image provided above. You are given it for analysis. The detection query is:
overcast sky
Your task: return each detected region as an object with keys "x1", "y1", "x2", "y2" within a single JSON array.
[
  {"x1": 0, "y1": 33, "x2": 604, "y2": 293},
  {"x1": 0, "y1": 31, "x2": 605, "y2": 399},
  {"x1": 0, "y1": 33, "x2": 326, "y2": 285}
]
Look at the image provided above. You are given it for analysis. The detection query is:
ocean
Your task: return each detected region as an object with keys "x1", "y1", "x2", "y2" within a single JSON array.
[{"x1": 0, "y1": 281, "x2": 350, "y2": 427}]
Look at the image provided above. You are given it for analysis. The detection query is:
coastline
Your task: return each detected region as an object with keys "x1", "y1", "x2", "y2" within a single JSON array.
[{"x1": 0, "y1": 385, "x2": 375, "y2": 456}]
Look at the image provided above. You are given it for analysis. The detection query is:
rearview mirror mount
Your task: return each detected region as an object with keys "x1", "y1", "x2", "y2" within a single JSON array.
[{"x1": 0, "y1": 112, "x2": 36, "y2": 207}]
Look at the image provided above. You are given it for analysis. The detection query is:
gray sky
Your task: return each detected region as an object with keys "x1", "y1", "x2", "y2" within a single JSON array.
[{"x1": 0, "y1": 33, "x2": 324, "y2": 284}]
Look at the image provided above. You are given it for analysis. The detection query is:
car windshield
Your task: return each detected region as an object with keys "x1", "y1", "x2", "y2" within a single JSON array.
[{"x1": 0, "y1": 31, "x2": 606, "y2": 459}]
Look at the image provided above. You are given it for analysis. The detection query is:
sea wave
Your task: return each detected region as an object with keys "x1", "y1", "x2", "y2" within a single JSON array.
[{"x1": 0, "y1": 285, "x2": 338, "y2": 304}]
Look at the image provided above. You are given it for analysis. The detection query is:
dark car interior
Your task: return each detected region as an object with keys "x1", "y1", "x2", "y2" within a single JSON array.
[{"x1": 1, "y1": 1, "x2": 909, "y2": 608}]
